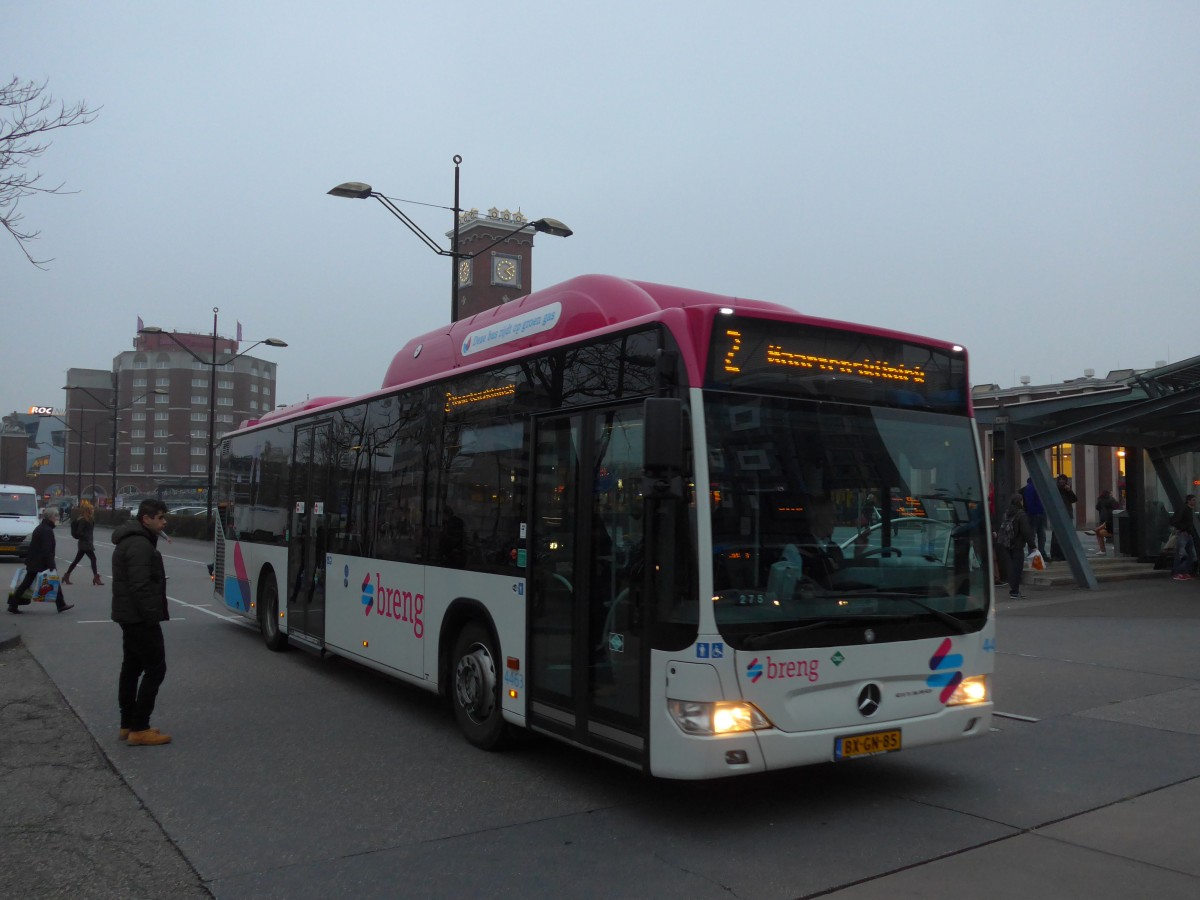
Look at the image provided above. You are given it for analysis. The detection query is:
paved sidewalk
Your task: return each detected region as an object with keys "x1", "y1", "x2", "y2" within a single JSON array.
[{"x1": 0, "y1": 636, "x2": 210, "y2": 899}]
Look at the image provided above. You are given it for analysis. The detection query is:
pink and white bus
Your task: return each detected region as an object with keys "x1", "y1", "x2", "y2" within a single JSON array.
[{"x1": 214, "y1": 275, "x2": 994, "y2": 779}]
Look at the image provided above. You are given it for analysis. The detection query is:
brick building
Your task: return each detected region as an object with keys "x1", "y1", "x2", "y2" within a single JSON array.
[{"x1": 63, "y1": 324, "x2": 279, "y2": 507}]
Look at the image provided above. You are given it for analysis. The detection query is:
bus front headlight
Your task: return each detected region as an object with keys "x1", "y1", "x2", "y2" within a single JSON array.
[
  {"x1": 947, "y1": 675, "x2": 989, "y2": 705},
  {"x1": 668, "y1": 700, "x2": 772, "y2": 735}
]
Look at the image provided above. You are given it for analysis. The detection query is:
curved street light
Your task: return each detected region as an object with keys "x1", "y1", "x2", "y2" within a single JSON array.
[
  {"x1": 327, "y1": 156, "x2": 572, "y2": 323},
  {"x1": 137, "y1": 311, "x2": 286, "y2": 526}
]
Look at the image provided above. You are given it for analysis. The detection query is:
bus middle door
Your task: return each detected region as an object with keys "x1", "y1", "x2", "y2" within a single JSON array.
[
  {"x1": 528, "y1": 405, "x2": 647, "y2": 767},
  {"x1": 287, "y1": 422, "x2": 329, "y2": 642}
]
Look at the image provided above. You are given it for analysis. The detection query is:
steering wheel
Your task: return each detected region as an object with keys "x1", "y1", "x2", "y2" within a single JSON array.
[{"x1": 856, "y1": 546, "x2": 903, "y2": 559}]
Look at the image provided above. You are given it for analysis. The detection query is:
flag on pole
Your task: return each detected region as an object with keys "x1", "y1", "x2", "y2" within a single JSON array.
[{"x1": 237, "y1": 321, "x2": 243, "y2": 342}]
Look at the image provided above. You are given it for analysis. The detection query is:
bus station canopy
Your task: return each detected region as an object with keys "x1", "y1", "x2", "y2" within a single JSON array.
[{"x1": 974, "y1": 354, "x2": 1200, "y2": 588}]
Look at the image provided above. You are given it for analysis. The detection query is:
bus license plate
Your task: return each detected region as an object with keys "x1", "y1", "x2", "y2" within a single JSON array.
[
  {"x1": 835, "y1": 729, "x2": 901, "y2": 760},
  {"x1": 0, "y1": 545, "x2": 16, "y2": 554}
]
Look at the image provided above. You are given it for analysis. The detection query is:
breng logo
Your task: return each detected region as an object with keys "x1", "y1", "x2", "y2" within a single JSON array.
[
  {"x1": 361, "y1": 572, "x2": 424, "y2": 638},
  {"x1": 926, "y1": 638, "x2": 964, "y2": 703},
  {"x1": 746, "y1": 656, "x2": 820, "y2": 684}
]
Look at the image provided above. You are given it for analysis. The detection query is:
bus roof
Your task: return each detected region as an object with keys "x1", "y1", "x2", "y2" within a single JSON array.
[
  {"x1": 381, "y1": 274, "x2": 964, "y2": 390},
  {"x1": 239, "y1": 274, "x2": 968, "y2": 433}
]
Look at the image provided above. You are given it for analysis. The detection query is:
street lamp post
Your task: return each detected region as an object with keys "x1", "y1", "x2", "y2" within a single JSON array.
[
  {"x1": 63, "y1": 385, "x2": 167, "y2": 510},
  {"x1": 327, "y1": 155, "x2": 572, "y2": 323},
  {"x1": 89, "y1": 425, "x2": 100, "y2": 502},
  {"x1": 75, "y1": 404, "x2": 84, "y2": 503},
  {"x1": 63, "y1": 401, "x2": 98, "y2": 503},
  {"x1": 138, "y1": 311, "x2": 286, "y2": 527}
]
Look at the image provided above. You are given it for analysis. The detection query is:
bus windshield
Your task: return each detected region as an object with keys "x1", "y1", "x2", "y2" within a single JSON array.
[{"x1": 705, "y1": 392, "x2": 989, "y2": 649}]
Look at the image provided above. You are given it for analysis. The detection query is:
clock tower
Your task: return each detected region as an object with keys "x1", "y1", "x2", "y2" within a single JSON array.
[{"x1": 452, "y1": 207, "x2": 539, "y2": 320}]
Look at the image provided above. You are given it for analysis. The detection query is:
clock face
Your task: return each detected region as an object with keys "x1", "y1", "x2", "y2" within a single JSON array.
[
  {"x1": 495, "y1": 258, "x2": 517, "y2": 283},
  {"x1": 457, "y1": 259, "x2": 472, "y2": 285}
]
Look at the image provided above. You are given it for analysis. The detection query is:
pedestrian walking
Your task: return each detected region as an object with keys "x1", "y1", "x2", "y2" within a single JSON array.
[
  {"x1": 1050, "y1": 474, "x2": 1077, "y2": 561},
  {"x1": 1021, "y1": 477, "x2": 1048, "y2": 559},
  {"x1": 7, "y1": 506, "x2": 73, "y2": 614},
  {"x1": 996, "y1": 491, "x2": 1037, "y2": 599},
  {"x1": 1170, "y1": 494, "x2": 1198, "y2": 581},
  {"x1": 63, "y1": 500, "x2": 103, "y2": 586},
  {"x1": 111, "y1": 499, "x2": 172, "y2": 746},
  {"x1": 1092, "y1": 489, "x2": 1119, "y2": 554}
]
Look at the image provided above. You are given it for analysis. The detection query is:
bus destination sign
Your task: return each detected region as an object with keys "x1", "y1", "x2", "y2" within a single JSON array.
[{"x1": 707, "y1": 317, "x2": 967, "y2": 412}]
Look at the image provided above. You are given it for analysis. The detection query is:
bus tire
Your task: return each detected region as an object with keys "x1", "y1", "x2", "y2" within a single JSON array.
[
  {"x1": 259, "y1": 574, "x2": 288, "y2": 652},
  {"x1": 451, "y1": 620, "x2": 507, "y2": 750}
]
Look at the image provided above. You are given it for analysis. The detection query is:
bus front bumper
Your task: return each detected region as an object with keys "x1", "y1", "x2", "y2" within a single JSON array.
[{"x1": 650, "y1": 702, "x2": 992, "y2": 780}]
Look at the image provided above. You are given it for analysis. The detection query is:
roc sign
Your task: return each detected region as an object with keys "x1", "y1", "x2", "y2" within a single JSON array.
[{"x1": 28, "y1": 406, "x2": 63, "y2": 416}]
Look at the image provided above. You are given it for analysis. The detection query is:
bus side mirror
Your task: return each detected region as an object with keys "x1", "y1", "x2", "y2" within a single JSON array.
[{"x1": 643, "y1": 398, "x2": 684, "y2": 499}]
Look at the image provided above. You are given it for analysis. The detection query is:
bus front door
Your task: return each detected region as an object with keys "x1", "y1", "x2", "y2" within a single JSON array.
[
  {"x1": 287, "y1": 422, "x2": 329, "y2": 643},
  {"x1": 528, "y1": 406, "x2": 647, "y2": 767}
]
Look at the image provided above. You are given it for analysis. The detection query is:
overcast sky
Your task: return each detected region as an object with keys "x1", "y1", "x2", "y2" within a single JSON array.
[{"x1": 6, "y1": 2, "x2": 1198, "y2": 418}]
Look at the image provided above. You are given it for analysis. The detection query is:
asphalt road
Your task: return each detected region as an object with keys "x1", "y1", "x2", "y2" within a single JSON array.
[{"x1": 3, "y1": 528, "x2": 1200, "y2": 898}]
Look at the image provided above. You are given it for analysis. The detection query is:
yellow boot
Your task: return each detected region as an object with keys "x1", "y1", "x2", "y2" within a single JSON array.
[{"x1": 127, "y1": 729, "x2": 172, "y2": 746}]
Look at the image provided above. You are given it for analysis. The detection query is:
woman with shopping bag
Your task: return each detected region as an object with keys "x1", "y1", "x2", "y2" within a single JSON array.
[{"x1": 7, "y1": 506, "x2": 73, "y2": 614}]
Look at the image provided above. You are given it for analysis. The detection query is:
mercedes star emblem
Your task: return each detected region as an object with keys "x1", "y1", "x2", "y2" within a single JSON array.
[{"x1": 857, "y1": 683, "x2": 882, "y2": 717}]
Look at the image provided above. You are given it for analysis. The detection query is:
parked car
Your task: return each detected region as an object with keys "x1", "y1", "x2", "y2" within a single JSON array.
[{"x1": 168, "y1": 506, "x2": 208, "y2": 516}]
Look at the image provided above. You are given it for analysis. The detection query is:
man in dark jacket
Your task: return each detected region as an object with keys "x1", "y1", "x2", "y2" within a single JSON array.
[
  {"x1": 998, "y1": 491, "x2": 1037, "y2": 600},
  {"x1": 111, "y1": 499, "x2": 172, "y2": 745},
  {"x1": 7, "y1": 507, "x2": 73, "y2": 614}
]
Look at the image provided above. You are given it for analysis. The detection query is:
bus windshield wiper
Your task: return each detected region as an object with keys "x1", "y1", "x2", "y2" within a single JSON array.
[
  {"x1": 742, "y1": 617, "x2": 878, "y2": 650},
  {"x1": 865, "y1": 592, "x2": 970, "y2": 634},
  {"x1": 800, "y1": 590, "x2": 971, "y2": 635}
]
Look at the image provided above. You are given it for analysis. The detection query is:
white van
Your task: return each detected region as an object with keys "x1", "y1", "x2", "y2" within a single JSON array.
[{"x1": 0, "y1": 484, "x2": 40, "y2": 560}]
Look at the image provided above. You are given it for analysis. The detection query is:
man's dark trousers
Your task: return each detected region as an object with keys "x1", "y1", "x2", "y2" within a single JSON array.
[{"x1": 119, "y1": 622, "x2": 167, "y2": 731}]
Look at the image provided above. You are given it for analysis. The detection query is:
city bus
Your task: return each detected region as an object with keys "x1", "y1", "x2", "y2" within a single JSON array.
[{"x1": 213, "y1": 274, "x2": 994, "y2": 779}]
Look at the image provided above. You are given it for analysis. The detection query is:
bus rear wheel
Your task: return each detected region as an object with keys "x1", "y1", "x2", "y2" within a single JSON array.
[
  {"x1": 259, "y1": 575, "x2": 288, "y2": 652},
  {"x1": 452, "y1": 621, "x2": 507, "y2": 749}
]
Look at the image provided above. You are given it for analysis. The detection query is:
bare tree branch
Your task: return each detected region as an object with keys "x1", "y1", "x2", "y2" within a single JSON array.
[{"x1": 1, "y1": 76, "x2": 100, "y2": 267}]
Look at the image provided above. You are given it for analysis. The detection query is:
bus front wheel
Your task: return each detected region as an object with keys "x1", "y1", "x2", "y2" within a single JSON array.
[
  {"x1": 452, "y1": 621, "x2": 506, "y2": 750},
  {"x1": 259, "y1": 575, "x2": 288, "y2": 652}
]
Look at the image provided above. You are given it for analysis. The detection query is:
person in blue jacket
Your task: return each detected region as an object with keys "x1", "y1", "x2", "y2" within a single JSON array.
[{"x1": 1020, "y1": 477, "x2": 1047, "y2": 560}]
